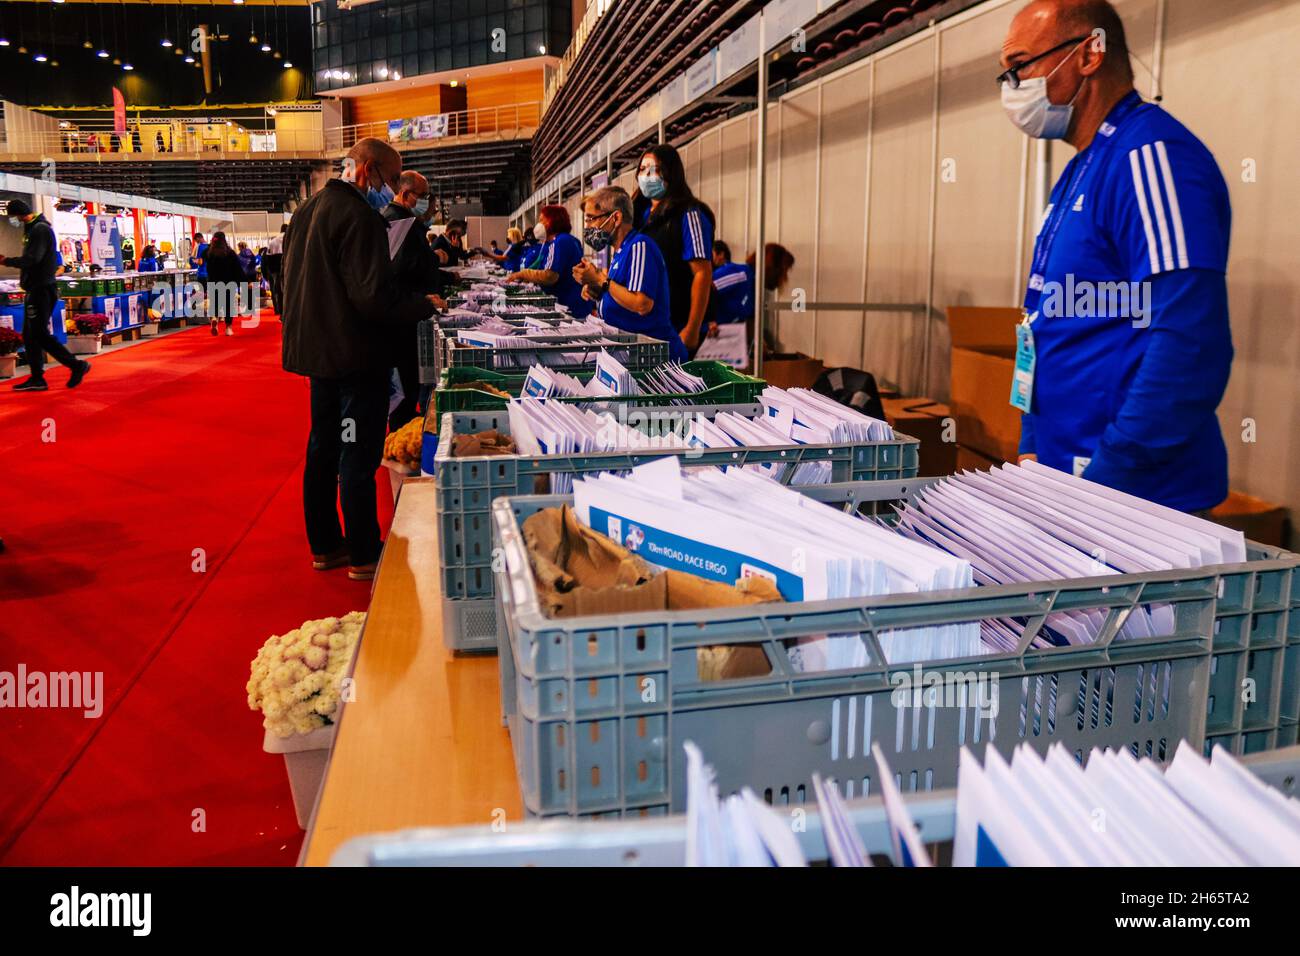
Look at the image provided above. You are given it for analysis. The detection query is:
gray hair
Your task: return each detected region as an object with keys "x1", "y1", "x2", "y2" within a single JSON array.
[{"x1": 584, "y1": 186, "x2": 633, "y2": 223}]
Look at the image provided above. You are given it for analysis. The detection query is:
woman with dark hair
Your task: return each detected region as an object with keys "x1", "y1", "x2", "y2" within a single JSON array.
[
  {"x1": 631, "y1": 144, "x2": 716, "y2": 352},
  {"x1": 203, "y1": 231, "x2": 244, "y2": 337},
  {"x1": 745, "y1": 243, "x2": 797, "y2": 353},
  {"x1": 507, "y1": 204, "x2": 591, "y2": 318}
]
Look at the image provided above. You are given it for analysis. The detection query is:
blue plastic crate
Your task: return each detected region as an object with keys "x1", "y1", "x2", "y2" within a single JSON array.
[
  {"x1": 489, "y1": 481, "x2": 1300, "y2": 817},
  {"x1": 435, "y1": 409, "x2": 920, "y2": 651}
]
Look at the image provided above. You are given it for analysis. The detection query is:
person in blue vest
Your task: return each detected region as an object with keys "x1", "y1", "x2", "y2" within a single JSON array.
[
  {"x1": 493, "y1": 227, "x2": 528, "y2": 272},
  {"x1": 631, "y1": 144, "x2": 716, "y2": 352},
  {"x1": 710, "y1": 240, "x2": 754, "y2": 328},
  {"x1": 507, "y1": 204, "x2": 591, "y2": 317},
  {"x1": 517, "y1": 225, "x2": 541, "y2": 268},
  {"x1": 571, "y1": 185, "x2": 687, "y2": 363},
  {"x1": 190, "y1": 232, "x2": 209, "y2": 280},
  {"x1": 136, "y1": 244, "x2": 160, "y2": 272},
  {"x1": 1001, "y1": 0, "x2": 1232, "y2": 513}
]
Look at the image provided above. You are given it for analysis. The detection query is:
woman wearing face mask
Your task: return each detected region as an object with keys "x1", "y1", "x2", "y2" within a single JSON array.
[
  {"x1": 631, "y1": 144, "x2": 716, "y2": 354},
  {"x1": 507, "y1": 205, "x2": 591, "y2": 318},
  {"x1": 572, "y1": 186, "x2": 686, "y2": 363}
]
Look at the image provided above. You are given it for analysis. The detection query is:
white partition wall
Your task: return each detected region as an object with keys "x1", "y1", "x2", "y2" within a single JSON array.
[{"x1": 662, "y1": 0, "x2": 1300, "y2": 527}]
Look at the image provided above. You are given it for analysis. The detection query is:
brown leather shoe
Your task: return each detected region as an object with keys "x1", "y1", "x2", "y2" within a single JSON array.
[
  {"x1": 311, "y1": 546, "x2": 349, "y2": 571},
  {"x1": 347, "y1": 562, "x2": 377, "y2": 581}
]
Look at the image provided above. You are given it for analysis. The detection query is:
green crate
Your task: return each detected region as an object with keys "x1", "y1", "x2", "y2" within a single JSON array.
[
  {"x1": 59, "y1": 278, "x2": 94, "y2": 296},
  {"x1": 430, "y1": 362, "x2": 767, "y2": 426}
]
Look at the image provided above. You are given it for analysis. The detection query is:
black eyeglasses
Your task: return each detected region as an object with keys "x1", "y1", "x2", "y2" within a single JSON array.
[{"x1": 996, "y1": 35, "x2": 1089, "y2": 89}]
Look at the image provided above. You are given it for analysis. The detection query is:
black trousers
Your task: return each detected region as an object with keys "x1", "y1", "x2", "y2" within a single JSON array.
[
  {"x1": 22, "y1": 285, "x2": 79, "y2": 382},
  {"x1": 303, "y1": 372, "x2": 389, "y2": 566},
  {"x1": 268, "y1": 269, "x2": 283, "y2": 315}
]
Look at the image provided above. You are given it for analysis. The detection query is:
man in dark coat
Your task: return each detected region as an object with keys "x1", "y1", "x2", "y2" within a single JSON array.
[
  {"x1": 281, "y1": 137, "x2": 438, "y2": 579},
  {"x1": 1, "y1": 199, "x2": 89, "y2": 392}
]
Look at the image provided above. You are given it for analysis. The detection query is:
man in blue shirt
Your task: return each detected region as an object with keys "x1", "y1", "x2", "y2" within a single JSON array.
[
  {"x1": 710, "y1": 240, "x2": 754, "y2": 327},
  {"x1": 572, "y1": 186, "x2": 687, "y2": 363},
  {"x1": 1001, "y1": 0, "x2": 1232, "y2": 513},
  {"x1": 190, "y1": 232, "x2": 209, "y2": 280}
]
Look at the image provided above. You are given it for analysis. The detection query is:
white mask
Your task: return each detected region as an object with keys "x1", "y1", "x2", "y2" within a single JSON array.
[
  {"x1": 1001, "y1": 42, "x2": 1086, "y2": 139},
  {"x1": 533, "y1": 222, "x2": 547, "y2": 242}
]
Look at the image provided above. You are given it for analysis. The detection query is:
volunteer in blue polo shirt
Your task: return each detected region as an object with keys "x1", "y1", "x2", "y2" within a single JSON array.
[
  {"x1": 508, "y1": 204, "x2": 591, "y2": 318},
  {"x1": 1001, "y1": 0, "x2": 1232, "y2": 513},
  {"x1": 710, "y1": 240, "x2": 754, "y2": 327},
  {"x1": 572, "y1": 185, "x2": 687, "y2": 363}
]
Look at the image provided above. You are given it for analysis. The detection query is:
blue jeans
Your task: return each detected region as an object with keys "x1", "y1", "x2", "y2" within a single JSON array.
[{"x1": 303, "y1": 372, "x2": 389, "y2": 566}]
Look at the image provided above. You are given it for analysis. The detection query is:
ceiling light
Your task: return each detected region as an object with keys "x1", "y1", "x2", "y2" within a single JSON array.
[
  {"x1": 283, "y1": 61, "x2": 292, "y2": 69},
  {"x1": 112, "y1": 56, "x2": 121, "y2": 64},
  {"x1": 97, "y1": 49, "x2": 110, "y2": 58},
  {"x1": 35, "y1": 53, "x2": 48, "y2": 62},
  {"x1": 249, "y1": 33, "x2": 258, "y2": 44},
  {"x1": 123, "y1": 63, "x2": 134, "y2": 71},
  {"x1": 51, "y1": 60, "x2": 59, "y2": 67},
  {"x1": 449, "y1": 80, "x2": 457, "y2": 87},
  {"x1": 261, "y1": 43, "x2": 271, "y2": 52},
  {"x1": 0, "y1": 39, "x2": 10, "y2": 47},
  {"x1": 273, "y1": 51, "x2": 282, "y2": 59},
  {"x1": 377, "y1": 66, "x2": 387, "y2": 78},
  {"x1": 161, "y1": 38, "x2": 173, "y2": 48},
  {"x1": 184, "y1": 55, "x2": 195, "y2": 63},
  {"x1": 18, "y1": 45, "x2": 28, "y2": 54},
  {"x1": 233, "y1": 0, "x2": 245, "y2": 4},
  {"x1": 83, "y1": 40, "x2": 93, "y2": 49},
  {"x1": 538, "y1": 44, "x2": 547, "y2": 54}
]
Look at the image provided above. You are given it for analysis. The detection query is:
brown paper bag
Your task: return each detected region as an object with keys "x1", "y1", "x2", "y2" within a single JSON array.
[{"x1": 521, "y1": 506, "x2": 778, "y2": 679}]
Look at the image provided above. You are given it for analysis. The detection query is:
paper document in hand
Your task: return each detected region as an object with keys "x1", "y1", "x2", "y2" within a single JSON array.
[{"x1": 385, "y1": 217, "x2": 415, "y2": 260}]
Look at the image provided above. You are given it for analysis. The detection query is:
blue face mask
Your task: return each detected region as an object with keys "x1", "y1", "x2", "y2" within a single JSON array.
[
  {"x1": 366, "y1": 177, "x2": 395, "y2": 210},
  {"x1": 414, "y1": 197, "x2": 430, "y2": 217},
  {"x1": 638, "y1": 175, "x2": 667, "y2": 200}
]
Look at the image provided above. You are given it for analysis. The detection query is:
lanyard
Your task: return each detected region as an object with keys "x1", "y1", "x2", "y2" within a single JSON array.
[{"x1": 1027, "y1": 94, "x2": 1145, "y2": 292}]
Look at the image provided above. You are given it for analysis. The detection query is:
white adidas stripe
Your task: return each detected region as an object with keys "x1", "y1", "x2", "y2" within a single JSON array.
[
  {"x1": 1154, "y1": 140, "x2": 1189, "y2": 269},
  {"x1": 1141, "y1": 143, "x2": 1176, "y2": 272},
  {"x1": 1129, "y1": 149, "x2": 1161, "y2": 276}
]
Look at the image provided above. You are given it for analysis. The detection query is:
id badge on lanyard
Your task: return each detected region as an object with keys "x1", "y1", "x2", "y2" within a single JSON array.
[{"x1": 1010, "y1": 312, "x2": 1037, "y2": 413}]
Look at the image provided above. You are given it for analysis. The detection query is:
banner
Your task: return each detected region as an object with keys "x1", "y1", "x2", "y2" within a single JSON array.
[
  {"x1": 112, "y1": 88, "x2": 127, "y2": 134},
  {"x1": 387, "y1": 113, "x2": 449, "y2": 143},
  {"x1": 87, "y1": 215, "x2": 124, "y2": 272}
]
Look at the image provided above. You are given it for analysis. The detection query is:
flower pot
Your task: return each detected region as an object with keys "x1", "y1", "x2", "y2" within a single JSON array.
[
  {"x1": 263, "y1": 725, "x2": 336, "y2": 829},
  {"x1": 140, "y1": 322, "x2": 160, "y2": 337},
  {"x1": 66, "y1": 334, "x2": 103, "y2": 355},
  {"x1": 0, "y1": 354, "x2": 16, "y2": 379}
]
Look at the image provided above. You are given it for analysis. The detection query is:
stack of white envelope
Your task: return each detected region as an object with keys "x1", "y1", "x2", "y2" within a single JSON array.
[
  {"x1": 516, "y1": 357, "x2": 707, "y2": 402},
  {"x1": 810, "y1": 744, "x2": 930, "y2": 867},
  {"x1": 890, "y1": 460, "x2": 1245, "y2": 648},
  {"x1": 758, "y1": 387, "x2": 895, "y2": 444},
  {"x1": 954, "y1": 742, "x2": 1300, "y2": 866},
  {"x1": 572, "y1": 459, "x2": 979, "y2": 671},
  {"x1": 505, "y1": 402, "x2": 686, "y2": 494},
  {"x1": 684, "y1": 741, "x2": 809, "y2": 867},
  {"x1": 684, "y1": 412, "x2": 833, "y2": 485}
]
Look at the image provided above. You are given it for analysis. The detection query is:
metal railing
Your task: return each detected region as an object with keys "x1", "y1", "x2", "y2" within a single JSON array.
[
  {"x1": 0, "y1": 101, "x2": 544, "y2": 159},
  {"x1": 544, "y1": 0, "x2": 619, "y2": 111},
  {"x1": 0, "y1": 116, "x2": 324, "y2": 159},
  {"x1": 323, "y1": 101, "x2": 543, "y2": 152}
]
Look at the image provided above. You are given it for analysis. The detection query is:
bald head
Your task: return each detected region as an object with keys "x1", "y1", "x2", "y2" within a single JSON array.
[
  {"x1": 344, "y1": 137, "x2": 402, "y2": 194},
  {"x1": 394, "y1": 170, "x2": 430, "y2": 213},
  {"x1": 1006, "y1": 0, "x2": 1133, "y2": 82}
]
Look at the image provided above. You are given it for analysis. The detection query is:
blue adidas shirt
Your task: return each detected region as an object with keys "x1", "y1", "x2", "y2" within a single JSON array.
[
  {"x1": 712, "y1": 261, "x2": 753, "y2": 324},
  {"x1": 536, "y1": 232, "x2": 592, "y2": 318},
  {"x1": 600, "y1": 230, "x2": 685, "y2": 362},
  {"x1": 1020, "y1": 91, "x2": 1233, "y2": 512},
  {"x1": 502, "y1": 241, "x2": 526, "y2": 273}
]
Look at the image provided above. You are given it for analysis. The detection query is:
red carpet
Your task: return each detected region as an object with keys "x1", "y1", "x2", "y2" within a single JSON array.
[{"x1": 0, "y1": 315, "x2": 393, "y2": 865}]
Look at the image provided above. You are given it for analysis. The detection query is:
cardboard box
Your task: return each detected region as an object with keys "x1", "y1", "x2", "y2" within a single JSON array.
[
  {"x1": 1209, "y1": 491, "x2": 1290, "y2": 548},
  {"x1": 761, "y1": 352, "x2": 824, "y2": 389},
  {"x1": 883, "y1": 397, "x2": 957, "y2": 477},
  {"x1": 948, "y1": 306, "x2": 1024, "y2": 463},
  {"x1": 955, "y1": 444, "x2": 1005, "y2": 473}
]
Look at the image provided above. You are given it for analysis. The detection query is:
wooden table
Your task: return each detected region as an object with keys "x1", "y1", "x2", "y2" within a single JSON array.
[{"x1": 302, "y1": 478, "x2": 521, "y2": 866}]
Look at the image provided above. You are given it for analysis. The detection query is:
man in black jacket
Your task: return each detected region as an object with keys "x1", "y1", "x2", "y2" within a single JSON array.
[
  {"x1": 1, "y1": 199, "x2": 90, "y2": 392},
  {"x1": 281, "y1": 138, "x2": 439, "y2": 580},
  {"x1": 381, "y1": 170, "x2": 446, "y2": 431}
]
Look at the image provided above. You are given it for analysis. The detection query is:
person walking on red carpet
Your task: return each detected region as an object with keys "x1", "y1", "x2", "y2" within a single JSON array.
[
  {"x1": 203, "y1": 232, "x2": 245, "y2": 337},
  {"x1": 1, "y1": 199, "x2": 90, "y2": 392},
  {"x1": 280, "y1": 138, "x2": 439, "y2": 581}
]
